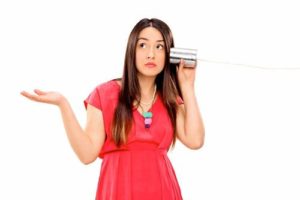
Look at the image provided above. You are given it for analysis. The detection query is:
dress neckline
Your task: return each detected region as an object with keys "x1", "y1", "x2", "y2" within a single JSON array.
[{"x1": 111, "y1": 79, "x2": 160, "y2": 116}]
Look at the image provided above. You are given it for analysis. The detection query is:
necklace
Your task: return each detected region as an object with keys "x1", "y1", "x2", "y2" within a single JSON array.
[
  {"x1": 139, "y1": 85, "x2": 156, "y2": 129},
  {"x1": 140, "y1": 85, "x2": 157, "y2": 106}
]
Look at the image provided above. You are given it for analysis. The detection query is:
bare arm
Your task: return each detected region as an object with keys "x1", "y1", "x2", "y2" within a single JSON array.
[
  {"x1": 176, "y1": 90, "x2": 205, "y2": 149},
  {"x1": 176, "y1": 60, "x2": 205, "y2": 149},
  {"x1": 59, "y1": 98, "x2": 105, "y2": 164},
  {"x1": 21, "y1": 89, "x2": 105, "y2": 164}
]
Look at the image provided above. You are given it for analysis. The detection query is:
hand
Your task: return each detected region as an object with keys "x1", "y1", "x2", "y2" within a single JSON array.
[
  {"x1": 20, "y1": 89, "x2": 66, "y2": 106},
  {"x1": 177, "y1": 59, "x2": 196, "y2": 90}
]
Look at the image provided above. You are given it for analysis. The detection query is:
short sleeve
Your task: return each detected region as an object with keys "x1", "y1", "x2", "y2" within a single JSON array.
[{"x1": 84, "y1": 86, "x2": 102, "y2": 110}]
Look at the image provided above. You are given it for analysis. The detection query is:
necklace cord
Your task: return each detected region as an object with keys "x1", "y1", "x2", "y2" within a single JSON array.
[{"x1": 140, "y1": 85, "x2": 157, "y2": 107}]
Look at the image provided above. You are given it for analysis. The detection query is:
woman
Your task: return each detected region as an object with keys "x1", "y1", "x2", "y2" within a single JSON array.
[{"x1": 21, "y1": 18, "x2": 205, "y2": 200}]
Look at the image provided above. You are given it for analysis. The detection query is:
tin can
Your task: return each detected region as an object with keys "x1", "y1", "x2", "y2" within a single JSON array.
[{"x1": 170, "y1": 47, "x2": 197, "y2": 67}]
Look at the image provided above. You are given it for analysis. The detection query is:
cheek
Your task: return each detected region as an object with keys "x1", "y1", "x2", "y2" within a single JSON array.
[
  {"x1": 136, "y1": 49, "x2": 147, "y2": 58},
  {"x1": 135, "y1": 51, "x2": 144, "y2": 64},
  {"x1": 157, "y1": 55, "x2": 165, "y2": 73},
  {"x1": 158, "y1": 53, "x2": 166, "y2": 65}
]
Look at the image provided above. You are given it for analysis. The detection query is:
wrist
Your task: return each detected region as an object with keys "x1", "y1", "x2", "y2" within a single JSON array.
[
  {"x1": 180, "y1": 84, "x2": 194, "y2": 94},
  {"x1": 57, "y1": 95, "x2": 68, "y2": 108}
]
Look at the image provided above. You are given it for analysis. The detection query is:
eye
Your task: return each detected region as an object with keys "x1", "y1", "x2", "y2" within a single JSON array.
[
  {"x1": 156, "y1": 44, "x2": 164, "y2": 50},
  {"x1": 139, "y1": 43, "x2": 147, "y2": 48}
]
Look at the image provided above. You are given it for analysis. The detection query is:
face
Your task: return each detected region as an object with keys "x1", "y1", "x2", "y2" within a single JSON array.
[{"x1": 135, "y1": 27, "x2": 166, "y2": 78}]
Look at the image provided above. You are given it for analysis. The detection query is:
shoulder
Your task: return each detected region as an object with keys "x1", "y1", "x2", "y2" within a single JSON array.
[
  {"x1": 94, "y1": 79, "x2": 121, "y2": 94},
  {"x1": 84, "y1": 79, "x2": 121, "y2": 111}
]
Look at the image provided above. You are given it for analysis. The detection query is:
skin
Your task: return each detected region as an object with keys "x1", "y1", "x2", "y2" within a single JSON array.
[
  {"x1": 20, "y1": 27, "x2": 205, "y2": 164},
  {"x1": 134, "y1": 27, "x2": 165, "y2": 111}
]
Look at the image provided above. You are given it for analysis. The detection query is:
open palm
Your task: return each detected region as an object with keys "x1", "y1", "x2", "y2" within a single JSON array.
[{"x1": 20, "y1": 89, "x2": 64, "y2": 106}]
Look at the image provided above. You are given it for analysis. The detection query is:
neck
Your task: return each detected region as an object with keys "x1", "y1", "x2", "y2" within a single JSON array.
[{"x1": 138, "y1": 76, "x2": 156, "y2": 102}]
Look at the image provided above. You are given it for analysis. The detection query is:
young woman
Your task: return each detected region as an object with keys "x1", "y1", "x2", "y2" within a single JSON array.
[{"x1": 21, "y1": 18, "x2": 205, "y2": 200}]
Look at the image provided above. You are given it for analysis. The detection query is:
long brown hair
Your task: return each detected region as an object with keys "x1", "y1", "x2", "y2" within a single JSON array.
[{"x1": 112, "y1": 18, "x2": 182, "y2": 147}]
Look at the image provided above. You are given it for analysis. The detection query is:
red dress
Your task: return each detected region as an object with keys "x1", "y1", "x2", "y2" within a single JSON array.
[{"x1": 84, "y1": 80, "x2": 183, "y2": 200}]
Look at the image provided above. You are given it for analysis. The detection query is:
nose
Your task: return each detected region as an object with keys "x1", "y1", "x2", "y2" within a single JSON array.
[{"x1": 147, "y1": 47, "x2": 155, "y2": 59}]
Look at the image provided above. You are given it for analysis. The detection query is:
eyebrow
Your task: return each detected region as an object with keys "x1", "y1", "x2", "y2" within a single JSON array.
[{"x1": 137, "y1": 37, "x2": 164, "y2": 42}]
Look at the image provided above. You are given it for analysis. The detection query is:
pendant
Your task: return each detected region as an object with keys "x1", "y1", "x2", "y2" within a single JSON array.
[{"x1": 143, "y1": 111, "x2": 153, "y2": 128}]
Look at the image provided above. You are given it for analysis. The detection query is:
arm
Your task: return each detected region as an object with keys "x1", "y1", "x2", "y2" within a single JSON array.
[
  {"x1": 20, "y1": 89, "x2": 105, "y2": 164},
  {"x1": 176, "y1": 89, "x2": 205, "y2": 149},
  {"x1": 59, "y1": 98, "x2": 105, "y2": 164},
  {"x1": 176, "y1": 60, "x2": 205, "y2": 149}
]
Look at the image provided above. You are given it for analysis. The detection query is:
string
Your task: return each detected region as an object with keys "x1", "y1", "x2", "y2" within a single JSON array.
[{"x1": 197, "y1": 58, "x2": 300, "y2": 70}]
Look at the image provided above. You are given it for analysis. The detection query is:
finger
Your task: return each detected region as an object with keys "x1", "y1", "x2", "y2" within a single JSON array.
[
  {"x1": 177, "y1": 59, "x2": 185, "y2": 73},
  {"x1": 34, "y1": 89, "x2": 47, "y2": 95},
  {"x1": 20, "y1": 91, "x2": 43, "y2": 102},
  {"x1": 179, "y1": 59, "x2": 185, "y2": 69},
  {"x1": 20, "y1": 91, "x2": 33, "y2": 98}
]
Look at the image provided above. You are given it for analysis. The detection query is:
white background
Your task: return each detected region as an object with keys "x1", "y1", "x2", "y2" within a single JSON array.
[{"x1": 1, "y1": 0, "x2": 300, "y2": 199}]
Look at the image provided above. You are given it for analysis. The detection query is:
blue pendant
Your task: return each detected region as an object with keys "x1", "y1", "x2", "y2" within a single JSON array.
[{"x1": 143, "y1": 112, "x2": 153, "y2": 128}]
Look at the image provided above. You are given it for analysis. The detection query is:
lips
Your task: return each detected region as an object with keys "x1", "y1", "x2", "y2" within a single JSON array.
[{"x1": 145, "y1": 62, "x2": 157, "y2": 68}]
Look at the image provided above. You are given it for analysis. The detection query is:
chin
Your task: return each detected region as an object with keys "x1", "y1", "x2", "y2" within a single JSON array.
[
  {"x1": 137, "y1": 66, "x2": 164, "y2": 78},
  {"x1": 138, "y1": 71, "x2": 160, "y2": 78}
]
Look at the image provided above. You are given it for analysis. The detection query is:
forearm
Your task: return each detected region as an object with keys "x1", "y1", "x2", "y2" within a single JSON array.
[
  {"x1": 58, "y1": 98, "x2": 96, "y2": 163},
  {"x1": 182, "y1": 88, "x2": 205, "y2": 145}
]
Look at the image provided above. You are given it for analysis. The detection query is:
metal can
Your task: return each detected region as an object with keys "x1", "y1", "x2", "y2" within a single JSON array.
[{"x1": 170, "y1": 47, "x2": 197, "y2": 67}]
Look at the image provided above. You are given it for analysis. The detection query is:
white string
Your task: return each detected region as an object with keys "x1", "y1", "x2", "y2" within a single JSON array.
[{"x1": 197, "y1": 58, "x2": 300, "y2": 70}]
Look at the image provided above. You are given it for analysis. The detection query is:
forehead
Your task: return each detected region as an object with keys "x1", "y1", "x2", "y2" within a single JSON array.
[{"x1": 138, "y1": 27, "x2": 164, "y2": 42}]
